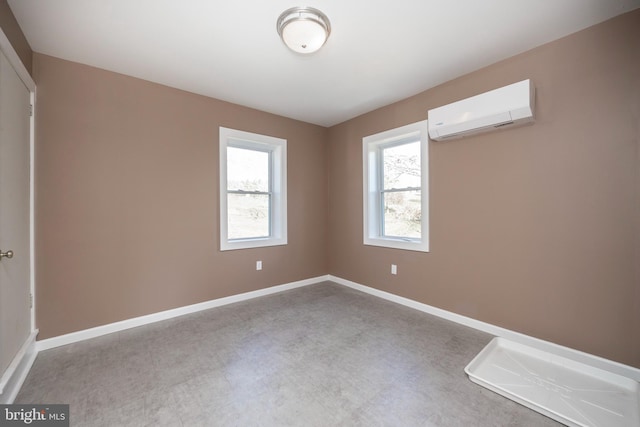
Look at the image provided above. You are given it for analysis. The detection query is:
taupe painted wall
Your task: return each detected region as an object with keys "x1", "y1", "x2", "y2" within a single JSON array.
[
  {"x1": 327, "y1": 10, "x2": 640, "y2": 367},
  {"x1": 0, "y1": 0, "x2": 31, "y2": 74},
  {"x1": 32, "y1": 10, "x2": 639, "y2": 368},
  {"x1": 33, "y1": 53, "x2": 328, "y2": 339}
]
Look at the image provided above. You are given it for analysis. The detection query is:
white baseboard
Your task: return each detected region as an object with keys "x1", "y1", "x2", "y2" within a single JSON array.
[
  {"x1": 0, "y1": 330, "x2": 39, "y2": 404},
  {"x1": 37, "y1": 275, "x2": 330, "y2": 351},
  {"x1": 32, "y1": 273, "x2": 640, "y2": 385},
  {"x1": 329, "y1": 275, "x2": 640, "y2": 382}
]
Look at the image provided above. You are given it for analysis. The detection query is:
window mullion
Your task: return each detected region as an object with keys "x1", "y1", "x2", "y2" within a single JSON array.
[
  {"x1": 381, "y1": 187, "x2": 421, "y2": 193},
  {"x1": 227, "y1": 190, "x2": 272, "y2": 195},
  {"x1": 377, "y1": 145, "x2": 385, "y2": 237},
  {"x1": 268, "y1": 150, "x2": 274, "y2": 237}
]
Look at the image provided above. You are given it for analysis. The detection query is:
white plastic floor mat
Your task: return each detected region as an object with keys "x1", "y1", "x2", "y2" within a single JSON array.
[{"x1": 465, "y1": 338, "x2": 640, "y2": 427}]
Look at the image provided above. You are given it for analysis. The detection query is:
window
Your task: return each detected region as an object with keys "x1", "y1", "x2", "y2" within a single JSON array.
[
  {"x1": 363, "y1": 120, "x2": 429, "y2": 252},
  {"x1": 219, "y1": 127, "x2": 287, "y2": 251}
]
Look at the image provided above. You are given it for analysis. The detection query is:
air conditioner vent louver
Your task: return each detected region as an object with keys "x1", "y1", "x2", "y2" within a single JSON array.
[
  {"x1": 494, "y1": 121, "x2": 514, "y2": 128},
  {"x1": 428, "y1": 80, "x2": 535, "y2": 141}
]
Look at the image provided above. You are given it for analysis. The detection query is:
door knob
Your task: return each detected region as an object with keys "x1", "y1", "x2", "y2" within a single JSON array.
[{"x1": 0, "y1": 250, "x2": 13, "y2": 260}]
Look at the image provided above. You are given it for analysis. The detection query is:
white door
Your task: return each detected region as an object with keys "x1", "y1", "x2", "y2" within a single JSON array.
[{"x1": 0, "y1": 48, "x2": 31, "y2": 376}]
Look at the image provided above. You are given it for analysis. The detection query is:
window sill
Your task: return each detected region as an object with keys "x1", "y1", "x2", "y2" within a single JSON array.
[
  {"x1": 364, "y1": 237, "x2": 429, "y2": 253},
  {"x1": 220, "y1": 237, "x2": 287, "y2": 251}
]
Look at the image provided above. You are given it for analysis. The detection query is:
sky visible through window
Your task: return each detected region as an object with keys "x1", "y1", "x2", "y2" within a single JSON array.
[
  {"x1": 382, "y1": 141, "x2": 421, "y2": 238},
  {"x1": 227, "y1": 146, "x2": 270, "y2": 239}
]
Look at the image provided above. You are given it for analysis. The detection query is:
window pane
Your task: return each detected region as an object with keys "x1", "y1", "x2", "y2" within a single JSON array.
[
  {"x1": 227, "y1": 193, "x2": 270, "y2": 239},
  {"x1": 383, "y1": 190, "x2": 421, "y2": 238},
  {"x1": 382, "y1": 141, "x2": 421, "y2": 189},
  {"x1": 227, "y1": 146, "x2": 269, "y2": 192}
]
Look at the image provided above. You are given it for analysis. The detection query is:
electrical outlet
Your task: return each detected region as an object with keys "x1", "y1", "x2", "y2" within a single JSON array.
[
  {"x1": 256, "y1": 260, "x2": 262, "y2": 271},
  {"x1": 391, "y1": 264, "x2": 397, "y2": 275}
]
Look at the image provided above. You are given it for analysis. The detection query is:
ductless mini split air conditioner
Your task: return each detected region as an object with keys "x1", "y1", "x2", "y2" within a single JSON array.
[{"x1": 427, "y1": 79, "x2": 535, "y2": 141}]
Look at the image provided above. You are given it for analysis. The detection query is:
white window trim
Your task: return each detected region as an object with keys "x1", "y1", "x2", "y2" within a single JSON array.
[
  {"x1": 363, "y1": 120, "x2": 429, "y2": 252},
  {"x1": 219, "y1": 127, "x2": 287, "y2": 251}
]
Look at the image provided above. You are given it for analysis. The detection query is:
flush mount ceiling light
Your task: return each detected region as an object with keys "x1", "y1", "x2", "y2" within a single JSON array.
[{"x1": 277, "y1": 7, "x2": 331, "y2": 54}]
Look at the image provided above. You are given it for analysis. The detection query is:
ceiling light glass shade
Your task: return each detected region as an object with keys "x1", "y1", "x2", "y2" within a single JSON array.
[{"x1": 277, "y1": 7, "x2": 331, "y2": 54}]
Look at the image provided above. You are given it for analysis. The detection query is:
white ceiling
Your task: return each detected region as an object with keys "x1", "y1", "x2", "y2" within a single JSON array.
[{"x1": 8, "y1": 0, "x2": 640, "y2": 127}]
